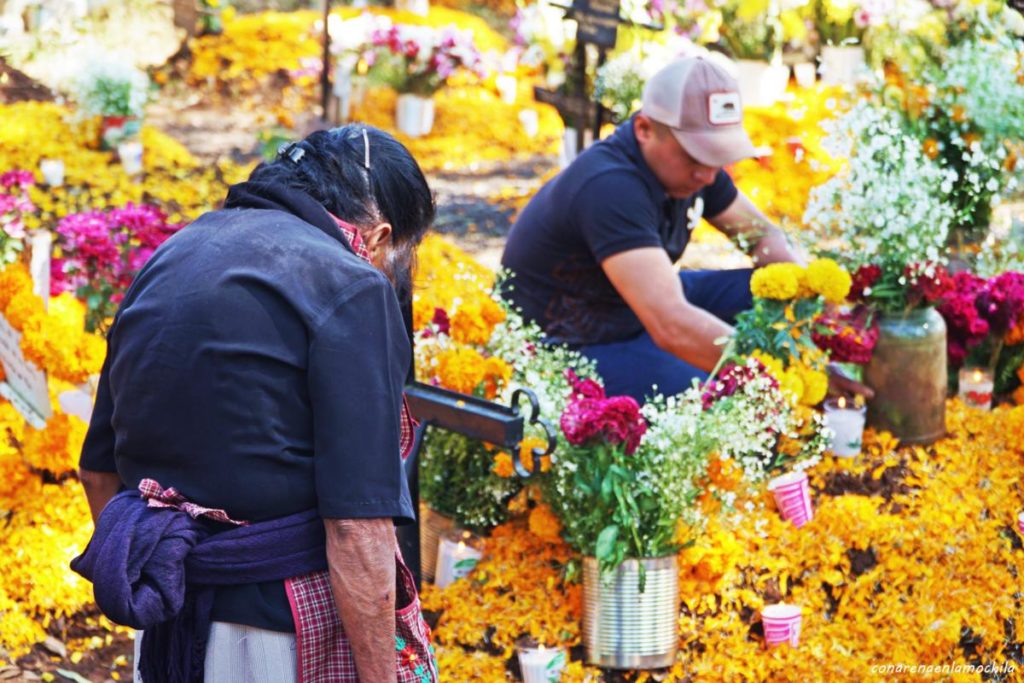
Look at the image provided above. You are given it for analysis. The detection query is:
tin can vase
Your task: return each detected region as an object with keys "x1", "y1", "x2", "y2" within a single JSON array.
[
  {"x1": 864, "y1": 308, "x2": 947, "y2": 445},
  {"x1": 419, "y1": 504, "x2": 456, "y2": 583},
  {"x1": 582, "y1": 555, "x2": 679, "y2": 669}
]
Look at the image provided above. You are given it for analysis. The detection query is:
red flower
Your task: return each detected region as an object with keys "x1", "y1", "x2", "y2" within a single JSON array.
[
  {"x1": 431, "y1": 307, "x2": 450, "y2": 335},
  {"x1": 560, "y1": 371, "x2": 646, "y2": 455},
  {"x1": 905, "y1": 262, "x2": 954, "y2": 304},
  {"x1": 812, "y1": 305, "x2": 879, "y2": 364},
  {"x1": 849, "y1": 264, "x2": 882, "y2": 302}
]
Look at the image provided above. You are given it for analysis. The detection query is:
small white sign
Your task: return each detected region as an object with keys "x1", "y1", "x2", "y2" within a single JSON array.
[
  {"x1": 0, "y1": 315, "x2": 51, "y2": 428},
  {"x1": 708, "y1": 92, "x2": 742, "y2": 125}
]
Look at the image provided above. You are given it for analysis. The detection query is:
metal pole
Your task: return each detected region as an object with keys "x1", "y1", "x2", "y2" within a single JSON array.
[{"x1": 320, "y1": 0, "x2": 331, "y2": 119}]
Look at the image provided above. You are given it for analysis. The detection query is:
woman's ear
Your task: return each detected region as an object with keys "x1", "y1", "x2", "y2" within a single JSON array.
[{"x1": 365, "y1": 222, "x2": 392, "y2": 253}]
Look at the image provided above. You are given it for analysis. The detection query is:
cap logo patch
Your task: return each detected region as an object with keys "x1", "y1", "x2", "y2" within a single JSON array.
[{"x1": 708, "y1": 92, "x2": 741, "y2": 126}]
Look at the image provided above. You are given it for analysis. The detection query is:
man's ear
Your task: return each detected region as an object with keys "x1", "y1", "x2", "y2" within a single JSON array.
[{"x1": 633, "y1": 114, "x2": 656, "y2": 144}]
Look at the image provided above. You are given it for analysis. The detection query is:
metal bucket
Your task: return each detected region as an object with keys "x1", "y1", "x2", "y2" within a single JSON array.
[
  {"x1": 582, "y1": 556, "x2": 679, "y2": 669},
  {"x1": 419, "y1": 504, "x2": 457, "y2": 583}
]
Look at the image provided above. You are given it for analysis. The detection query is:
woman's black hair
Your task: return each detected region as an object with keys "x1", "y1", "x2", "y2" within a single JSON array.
[{"x1": 247, "y1": 124, "x2": 434, "y2": 322}]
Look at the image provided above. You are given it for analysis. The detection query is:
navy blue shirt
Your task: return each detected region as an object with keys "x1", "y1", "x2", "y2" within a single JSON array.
[
  {"x1": 79, "y1": 182, "x2": 415, "y2": 632},
  {"x1": 501, "y1": 116, "x2": 738, "y2": 345}
]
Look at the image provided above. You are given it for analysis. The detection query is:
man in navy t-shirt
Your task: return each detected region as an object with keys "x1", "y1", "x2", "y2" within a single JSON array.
[{"x1": 503, "y1": 57, "x2": 811, "y2": 401}]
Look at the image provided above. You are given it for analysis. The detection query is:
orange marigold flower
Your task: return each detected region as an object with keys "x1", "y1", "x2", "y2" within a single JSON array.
[
  {"x1": 436, "y1": 345, "x2": 487, "y2": 394},
  {"x1": 951, "y1": 105, "x2": 967, "y2": 123},
  {"x1": 492, "y1": 452, "x2": 515, "y2": 478},
  {"x1": 5, "y1": 290, "x2": 44, "y2": 331},
  {"x1": 517, "y1": 435, "x2": 550, "y2": 474},
  {"x1": 922, "y1": 138, "x2": 939, "y2": 160},
  {"x1": 527, "y1": 504, "x2": 562, "y2": 543},
  {"x1": 481, "y1": 355, "x2": 512, "y2": 399}
]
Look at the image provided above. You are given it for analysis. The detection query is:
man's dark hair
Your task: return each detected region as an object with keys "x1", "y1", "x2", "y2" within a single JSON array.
[{"x1": 247, "y1": 124, "x2": 434, "y2": 322}]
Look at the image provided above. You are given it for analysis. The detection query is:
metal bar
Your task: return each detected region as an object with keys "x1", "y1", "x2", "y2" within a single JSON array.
[
  {"x1": 320, "y1": 0, "x2": 331, "y2": 119},
  {"x1": 405, "y1": 381, "x2": 523, "y2": 446}
]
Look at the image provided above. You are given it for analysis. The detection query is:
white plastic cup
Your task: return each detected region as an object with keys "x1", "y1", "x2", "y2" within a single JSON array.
[
  {"x1": 39, "y1": 158, "x2": 64, "y2": 187},
  {"x1": 793, "y1": 62, "x2": 816, "y2": 88},
  {"x1": 118, "y1": 141, "x2": 144, "y2": 176},
  {"x1": 767, "y1": 470, "x2": 813, "y2": 528},
  {"x1": 761, "y1": 603, "x2": 802, "y2": 647},
  {"x1": 517, "y1": 645, "x2": 566, "y2": 682}
]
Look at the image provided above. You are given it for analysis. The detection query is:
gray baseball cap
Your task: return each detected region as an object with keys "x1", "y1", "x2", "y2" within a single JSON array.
[{"x1": 641, "y1": 57, "x2": 759, "y2": 167}]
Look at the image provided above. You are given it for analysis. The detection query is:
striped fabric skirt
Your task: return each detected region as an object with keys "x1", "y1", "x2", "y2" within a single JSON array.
[{"x1": 133, "y1": 623, "x2": 297, "y2": 683}]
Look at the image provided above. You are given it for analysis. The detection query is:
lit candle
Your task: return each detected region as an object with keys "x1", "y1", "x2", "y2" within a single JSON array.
[
  {"x1": 434, "y1": 530, "x2": 483, "y2": 589},
  {"x1": 517, "y1": 643, "x2": 566, "y2": 683},
  {"x1": 823, "y1": 397, "x2": 866, "y2": 458},
  {"x1": 39, "y1": 158, "x2": 64, "y2": 187},
  {"x1": 118, "y1": 141, "x2": 144, "y2": 176},
  {"x1": 496, "y1": 74, "x2": 518, "y2": 105},
  {"x1": 958, "y1": 367, "x2": 994, "y2": 410}
]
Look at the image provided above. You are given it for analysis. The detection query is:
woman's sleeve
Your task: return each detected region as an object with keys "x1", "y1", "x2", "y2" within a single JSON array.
[{"x1": 307, "y1": 273, "x2": 415, "y2": 524}]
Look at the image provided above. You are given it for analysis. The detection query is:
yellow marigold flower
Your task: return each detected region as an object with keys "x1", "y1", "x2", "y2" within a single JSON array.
[
  {"x1": 779, "y1": 368, "x2": 805, "y2": 404},
  {"x1": 492, "y1": 451, "x2": 515, "y2": 478},
  {"x1": 751, "y1": 350, "x2": 784, "y2": 381},
  {"x1": 805, "y1": 258, "x2": 852, "y2": 304},
  {"x1": 22, "y1": 414, "x2": 86, "y2": 476},
  {"x1": 750, "y1": 263, "x2": 803, "y2": 300},
  {"x1": 527, "y1": 504, "x2": 562, "y2": 543},
  {"x1": 436, "y1": 345, "x2": 487, "y2": 394},
  {"x1": 794, "y1": 364, "x2": 828, "y2": 406}
]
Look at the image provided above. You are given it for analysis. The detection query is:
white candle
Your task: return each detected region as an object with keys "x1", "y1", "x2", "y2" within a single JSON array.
[
  {"x1": 958, "y1": 367, "x2": 994, "y2": 410},
  {"x1": 518, "y1": 109, "x2": 539, "y2": 138},
  {"x1": 39, "y1": 158, "x2": 64, "y2": 187},
  {"x1": 118, "y1": 141, "x2": 144, "y2": 176},
  {"x1": 823, "y1": 397, "x2": 866, "y2": 458},
  {"x1": 496, "y1": 74, "x2": 518, "y2": 105},
  {"x1": 517, "y1": 645, "x2": 566, "y2": 683},
  {"x1": 28, "y1": 230, "x2": 51, "y2": 309},
  {"x1": 434, "y1": 530, "x2": 483, "y2": 589},
  {"x1": 793, "y1": 62, "x2": 816, "y2": 88}
]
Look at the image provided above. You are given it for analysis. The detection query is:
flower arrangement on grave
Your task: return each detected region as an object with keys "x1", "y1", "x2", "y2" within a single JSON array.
[
  {"x1": 936, "y1": 270, "x2": 1024, "y2": 399},
  {"x1": 362, "y1": 20, "x2": 488, "y2": 96},
  {"x1": 727, "y1": 258, "x2": 851, "y2": 408},
  {"x1": 50, "y1": 203, "x2": 184, "y2": 332},
  {"x1": 415, "y1": 265, "x2": 596, "y2": 531},
  {"x1": 809, "y1": 0, "x2": 880, "y2": 47},
  {"x1": 804, "y1": 101, "x2": 956, "y2": 316},
  {"x1": 880, "y1": 8, "x2": 1024, "y2": 245},
  {"x1": 0, "y1": 171, "x2": 36, "y2": 265},
  {"x1": 69, "y1": 56, "x2": 151, "y2": 148}
]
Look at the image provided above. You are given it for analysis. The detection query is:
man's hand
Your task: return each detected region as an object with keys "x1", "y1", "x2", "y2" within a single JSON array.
[
  {"x1": 602, "y1": 247, "x2": 732, "y2": 371},
  {"x1": 324, "y1": 518, "x2": 397, "y2": 682},
  {"x1": 79, "y1": 469, "x2": 122, "y2": 523},
  {"x1": 826, "y1": 363, "x2": 875, "y2": 401},
  {"x1": 709, "y1": 193, "x2": 805, "y2": 267}
]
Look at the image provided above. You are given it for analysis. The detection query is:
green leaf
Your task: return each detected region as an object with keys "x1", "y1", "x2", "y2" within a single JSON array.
[{"x1": 595, "y1": 525, "x2": 619, "y2": 561}]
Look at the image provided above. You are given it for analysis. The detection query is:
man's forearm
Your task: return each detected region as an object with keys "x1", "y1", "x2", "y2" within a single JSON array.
[
  {"x1": 751, "y1": 226, "x2": 805, "y2": 267},
  {"x1": 324, "y1": 518, "x2": 397, "y2": 682},
  {"x1": 652, "y1": 303, "x2": 733, "y2": 372},
  {"x1": 79, "y1": 469, "x2": 122, "y2": 523}
]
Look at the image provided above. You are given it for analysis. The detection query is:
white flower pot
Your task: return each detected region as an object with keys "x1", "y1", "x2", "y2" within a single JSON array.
[
  {"x1": 395, "y1": 94, "x2": 435, "y2": 138},
  {"x1": 819, "y1": 46, "x2": 866, "y2": 87},
  {"x1": 793, "y1": 62, "x2": 817, "y2": 89},
  {"x1": 734, "y1": 60, "x2": 790, "y2": 108},
  {"x1": 395, "y1": 0, "x2": 429, "y2": 15}
]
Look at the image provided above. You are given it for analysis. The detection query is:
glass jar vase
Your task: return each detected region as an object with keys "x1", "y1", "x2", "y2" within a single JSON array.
[{"x1": 864, "y1": 307, "x2": 948, "y2": 445}]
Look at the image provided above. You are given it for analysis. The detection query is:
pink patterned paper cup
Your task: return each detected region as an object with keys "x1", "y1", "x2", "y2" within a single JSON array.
[
  {"x1": 761, "y1": 603, "x2": 802, "y2": 648},
  {"x1": 1018, "y1": 512, "x2": 1024, "y2": 538},
  {"x1": 767, "y1": 471, "x2": 813, "y2": 528}
]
